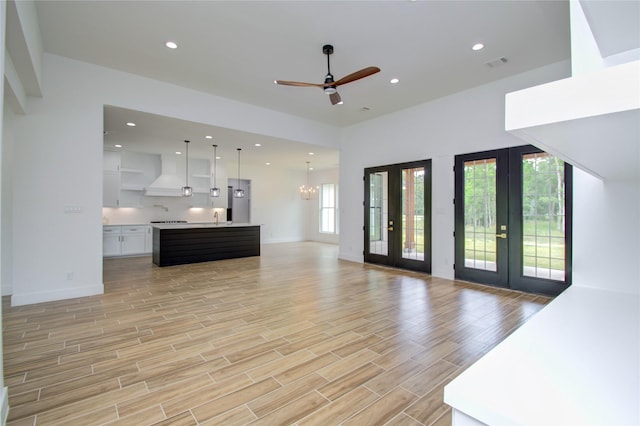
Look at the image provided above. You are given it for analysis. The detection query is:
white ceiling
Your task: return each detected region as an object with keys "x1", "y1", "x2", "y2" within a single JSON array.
[
  {"x1": 32, "y1": 1, "x2": 571, "y2": 169},
  {"x1": 103, "y1": 105, "x2": 341, "y2": 171}
]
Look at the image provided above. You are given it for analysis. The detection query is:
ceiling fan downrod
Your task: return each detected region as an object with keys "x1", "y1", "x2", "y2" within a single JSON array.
[{"x1": 323, "y1": 44, "x2": 337, "y2": 94}]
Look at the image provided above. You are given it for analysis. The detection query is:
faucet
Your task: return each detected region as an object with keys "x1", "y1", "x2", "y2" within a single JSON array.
[{"x1": 214, "y1": 211, "x2": 219, "y2": 225}]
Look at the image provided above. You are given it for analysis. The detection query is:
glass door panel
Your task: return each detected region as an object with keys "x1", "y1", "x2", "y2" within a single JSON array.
[
  {"x1": 508, "y1": 146, "x2": 572, "y2": 295},
  {"x1": 463, "y1": 159, "x2": 497, "y2": 272},
  {"x1": 402, "y1": 167, "x2": 425, "y2": 261},
  {"x1": 521, "y1": 152, "x2": 566, "y2": 280},
  {"x1": 455, "y1": 149, "x2": 509, "y2": 287},
  {"x1": 369, "y1": 171, "x2": 388, "y2": 256}
]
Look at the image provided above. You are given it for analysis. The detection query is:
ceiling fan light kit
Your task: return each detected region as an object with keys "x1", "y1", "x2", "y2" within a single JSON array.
[{"x1": 275, "y1": 44, "x2": 380, "y2": 105}]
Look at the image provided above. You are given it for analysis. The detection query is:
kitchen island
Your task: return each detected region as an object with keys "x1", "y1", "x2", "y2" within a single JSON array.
[{"x1": 152, "y1": 223, "x2": 260, "y2": 267}]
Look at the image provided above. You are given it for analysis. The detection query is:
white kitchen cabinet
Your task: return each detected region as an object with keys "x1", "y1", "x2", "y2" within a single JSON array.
[
  {"x1": 121, "y1": 226, "x2": 147, "y2": 255},
  {"x1": 103, "y1": 225, "x2": 151, "y2": 257},
  {"x1": 103, "y1": 226, "x2": 122, "y2": 256},
  {"x1": 103, "y1": 150, "x2": 162, "y2": 207},
  {"x1": 103, "y1": 170, "x2": 120, "y2": 207},
  {"x1": 104, "y1": 150, "x2": 120, "y2": 171},
  {"x1": 103, "y1": 151, "x2": 121, "y2": 207}
]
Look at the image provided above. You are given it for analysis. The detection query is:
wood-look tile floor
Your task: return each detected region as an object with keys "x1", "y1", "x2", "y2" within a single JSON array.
[{"x1": 3, "y1": 242, "x2": 551, "y2": 425}]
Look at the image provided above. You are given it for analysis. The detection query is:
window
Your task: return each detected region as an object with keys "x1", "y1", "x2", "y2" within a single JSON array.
[{"x1": 320, "y1": 183, "x2": 338, "y2": 234}]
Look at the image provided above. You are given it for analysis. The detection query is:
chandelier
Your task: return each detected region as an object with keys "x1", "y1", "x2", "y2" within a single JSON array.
[{"x1": 300, "y1": 161, "x2": 318, "y2": 200}]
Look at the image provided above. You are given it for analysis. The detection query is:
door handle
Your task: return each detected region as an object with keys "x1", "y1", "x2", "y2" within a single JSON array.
[{"x1": 496, "y1": 233, "x2": 507, "y2": 239}]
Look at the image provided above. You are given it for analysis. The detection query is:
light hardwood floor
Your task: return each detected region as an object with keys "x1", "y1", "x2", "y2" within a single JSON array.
[{"x1": 3, "y1": 242, "x2": 551, "y2": 425}]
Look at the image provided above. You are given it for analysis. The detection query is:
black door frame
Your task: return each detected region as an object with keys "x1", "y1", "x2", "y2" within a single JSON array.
[
  {"x1": 454, "y1": 145, "x2": 572, "y2": 297},
  {"x1": 507, "y1": 145, "x2": 572, "y2": 295},
  {"x1": 364, "y1": 159, "x2": 432, "y2": 273},
  {"x1": 454, "y1": 148, "x2": 509, "y2": 287}
]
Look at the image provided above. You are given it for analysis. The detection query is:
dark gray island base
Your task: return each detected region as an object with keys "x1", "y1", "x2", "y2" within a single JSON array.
[{"x1": 152, "y1": 224, "x2": 260, "y2": 267}]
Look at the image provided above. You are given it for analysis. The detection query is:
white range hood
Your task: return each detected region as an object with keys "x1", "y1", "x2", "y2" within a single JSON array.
[{"x1": 144, "y1": 155, "x2": 185, "y2": 197}]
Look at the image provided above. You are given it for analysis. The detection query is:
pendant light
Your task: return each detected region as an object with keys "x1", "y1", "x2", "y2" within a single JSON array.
[
  {"x1": 300, "y1": 161, "x2": 317, "y2": 200},
  {"x1": 233, "y1": 148, "x2": 245, "y2": 198},
  {"x1": 181, "y1": 140, "x2": 193, "y2": 197},
  {"x1": 210, "y1": 144, "x2": 220, "y2": 197}
]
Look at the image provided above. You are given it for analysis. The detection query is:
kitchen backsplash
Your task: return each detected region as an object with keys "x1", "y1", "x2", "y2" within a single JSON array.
[{"x1": 103, "y1": 196, "x2": 227, "y2": 225}]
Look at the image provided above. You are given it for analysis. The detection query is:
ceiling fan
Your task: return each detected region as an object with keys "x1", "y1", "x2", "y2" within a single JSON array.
[{"x1": 275, "y1": 44, "x2": 380, "y2": 105}]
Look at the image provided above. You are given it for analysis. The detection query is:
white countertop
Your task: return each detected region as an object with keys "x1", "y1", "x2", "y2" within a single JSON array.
[
  {"x1": 444, "y1": 286, "x2": 640, "y2": 425},
  {"x1": 150, "y1": 222, "x2": 259, "y2": 230}
]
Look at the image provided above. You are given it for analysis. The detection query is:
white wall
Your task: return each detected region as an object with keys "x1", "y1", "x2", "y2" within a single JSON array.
[
  {"x1": 572, "y1": 170, "x2": 640, "y2": 294},
  {"x1": 5, "y1": 53, "x2": 340, "y2": 306},
  {"x1": 0, "y1": 0, "x2": 8, "y2": 421},
  {"x1": 1, "y1": 108, "x2": 13, "y2": 297},
  {"x1": 338, "y1": 61, "x2": 572, "y2": 277}
]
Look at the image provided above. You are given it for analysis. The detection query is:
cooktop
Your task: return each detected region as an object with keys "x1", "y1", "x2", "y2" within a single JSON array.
[{"x1": 150, "y1": 220, "x2": 188, "y2": 224}]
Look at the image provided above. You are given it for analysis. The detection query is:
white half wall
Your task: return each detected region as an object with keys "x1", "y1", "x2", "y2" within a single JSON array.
[
  {"x1": 6, "y1": 53, "x2": 340, "y2": 306},
  {"x1": 338, "y1": 61, "x2": 571, "y2": 278}
]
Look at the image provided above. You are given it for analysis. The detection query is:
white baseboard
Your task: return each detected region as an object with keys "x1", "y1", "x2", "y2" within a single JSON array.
[
  {"x1": 10, "y1": 284, "x2": 104, "y2": 306},
  {"x1": 338, "y1": 252, "x2": 363, "y2": 263},
  {"x1": 0, "y1": 386, "x2": 8, "y2": 426}
]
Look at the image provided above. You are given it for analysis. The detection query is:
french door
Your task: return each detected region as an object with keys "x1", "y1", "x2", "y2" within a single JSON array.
[
  {"x1": 454, "y1": 145, "x2": 572, "y2": 296},
  {"x1": 364, "y1": 160, "x2": 432, "y2": 273}
]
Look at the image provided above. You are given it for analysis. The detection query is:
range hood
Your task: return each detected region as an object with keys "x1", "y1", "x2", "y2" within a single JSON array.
[{"x1": 145, "y1": 155, "x2": 185, "y2": 197}]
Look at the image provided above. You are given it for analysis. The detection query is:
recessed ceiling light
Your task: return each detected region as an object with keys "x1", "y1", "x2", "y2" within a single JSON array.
[
  {"x1": 390, "y1": 78, "x2": 399, "y2": 84},
  {"x1": 255, "y1": 143, "x2": 261, "y2": 147},
  {"x1": 216, "y1": 156, "x2": 221, "y2": 160},
  {"x1": 205, "y1": 135, "x2": 213, "y2": 139},
  {"x1": 308, "y1": 152, "x2": 315, "y2": 155},
  {"x1": 265, "y1": 162, "x2": 271, "y2": 166},
  {"x1": 309, "y1": 167, "x2": 314, "y2": 171},
  {"x1": 114, "y1": 144, "x2": 122, "y2": 148},
  {"x1": 472, "y1": 43, "x2": 484, "y2": 51},
  {"x1": 176, "y1": 151, "x2": 182, "y2": 155},
  {"x1": 126, "y1": 122, "x2": 136, "y2": 127},
  {"x1": 165, "y1": 41, "x2": 178, "y2": 49}
]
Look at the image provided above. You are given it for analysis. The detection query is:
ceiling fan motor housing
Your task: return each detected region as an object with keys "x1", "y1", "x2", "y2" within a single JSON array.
[{"x1": 324, "y1": 74, "x2": 337, "y2": 94}]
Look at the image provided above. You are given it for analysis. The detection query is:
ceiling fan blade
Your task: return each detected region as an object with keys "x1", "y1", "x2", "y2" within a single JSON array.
[
  {"x1": 334, "y1": 67, "x2": 381, "y2": 86},
  {"x1": 274, "y1": 80, "x2": 324, "y2": 88},
  {"x1": 329, "y1": 92, "x2": 342, "y2": 105}
]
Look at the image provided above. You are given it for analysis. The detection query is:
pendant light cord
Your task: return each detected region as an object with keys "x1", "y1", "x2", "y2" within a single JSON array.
[
  {"x1": 212, "y1": 144, "x2": 217, "y2": 187},
  {"x1": 237, "y1": 148, "x2": 241, "y2": 183},
  {"x1": 184, "y1": 140, "x2": 189, "y2": 187}
]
